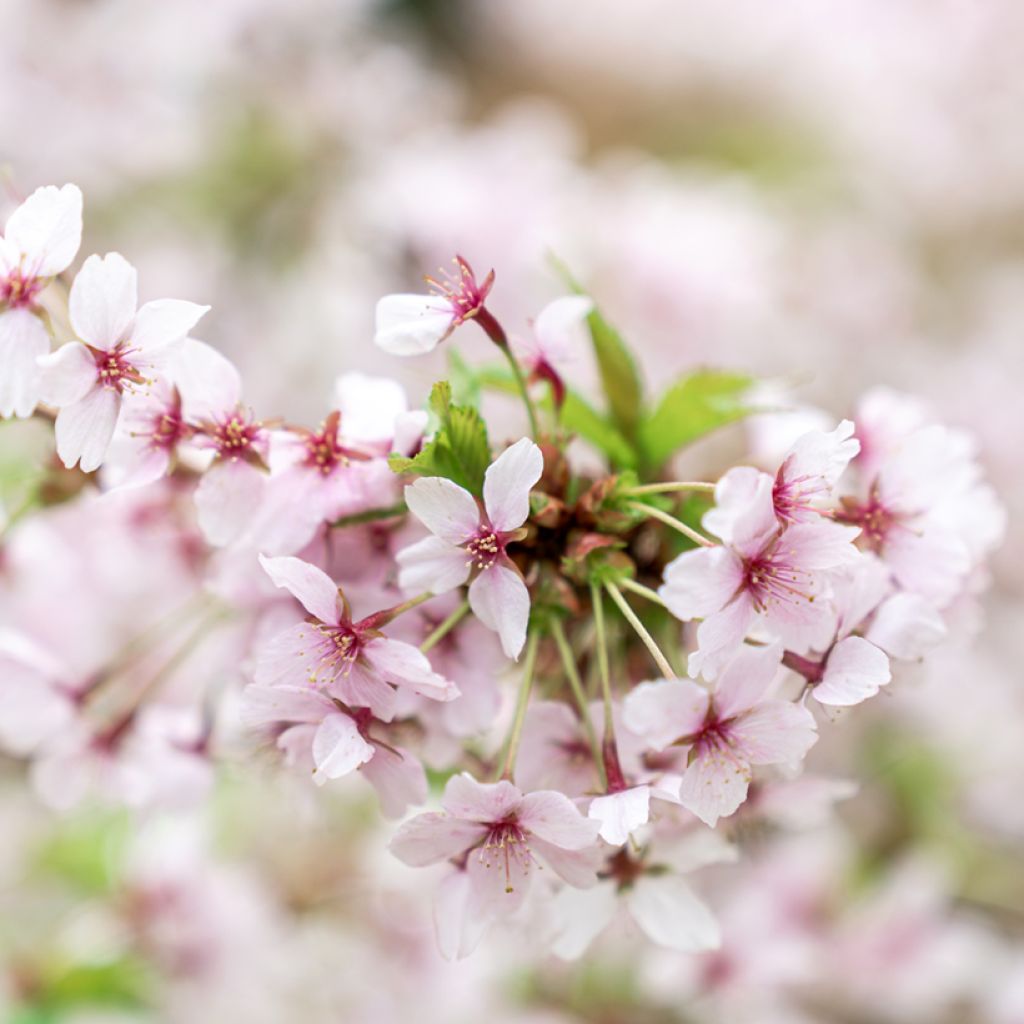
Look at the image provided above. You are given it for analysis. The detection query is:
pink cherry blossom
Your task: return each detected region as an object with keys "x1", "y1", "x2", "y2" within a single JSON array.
[
  {"x1": 661, "y1": 473, "x2": 861, "y2": 678},
  {"x1": 0, "y1": 183, "x2": 82, "y2": 418},
  {"x1": 255, "y1": 554, "x2": 459, "y2": 722},
  {"x1": 37, "y1": 252, "x2": 208, "y2": 472},
  {"x1": 389, "y1": 772, "x2": 601, "y2": 915},
  {"x1": 397, "y1": 437, "x2": 544, "y2": 659},
  {"x1": 374, "y1": 255, "x2": 496, "y2": 356},
  {"x1": 509, "y1": 294, "x2": 594, "y2": 407},
  {"x1": 623, "y1": 644, "x2": 818, "y2": 826}
]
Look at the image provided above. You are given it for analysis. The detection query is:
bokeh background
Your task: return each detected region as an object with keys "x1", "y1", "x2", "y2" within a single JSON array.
[{"x1": 2, "y1": 1, "x2": 1023, "y2": 1021}]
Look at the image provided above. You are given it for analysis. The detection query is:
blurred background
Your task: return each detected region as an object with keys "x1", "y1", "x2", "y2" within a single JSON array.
[{"x1": 2, "y1": 1, "x2": 1023, "y2": 1021}]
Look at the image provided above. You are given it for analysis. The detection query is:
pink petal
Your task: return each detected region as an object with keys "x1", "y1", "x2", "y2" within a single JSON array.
[
  {"x1": 37, "y1": 341, "x2": 96, "y2": 406},
  {"x1": 482, "y1": 437, "x2": 544, "y2": 532},
  {"x1": 68, "y1": 252, "x2": 137, "y2": 349},
  {"x1": 239, "y1": 683, "x2": 334, "y2": 728},
  {"x1": 518, "y1": 790, "x2": 601, "y2": 850},
  {"x1": 173, "y1": 338, "x2": 242, "y2": 417},
  {"x1": 549, "y1": 881, "x2": 618, "y2": 960},
  {"x1": 0, "y1": 309, "x2": 49, "y2": 417},
  {"x1": 442, "y1": 772, "x2": 521, "y2": 822},
  {"x1": 703, "y1": 466, "x2": 776, "y2": 549},
  {"x1": 468, "y1": 563, "x2": 530, "y2": 660},
  {"x1": 258, "y1": 553, "x2": 340, "y2": 624},
  {"x1": 389, "y1": 812, "x2": 488, "y2": 866},
  {"x1": 360, "y1": 637, "x2": 458, "y2": 702},
  {"x1": 54, "y1": 386, "x2": 120, "y2": 472},
  {"x1": 713, "y1": 642, "x2": 784, "y2": 719},
  {"x1": 783, "y1": 418, "x2": 859, "y2": 491},
  {"x1": 396, "y1": 535, "x2": 471, "y2": 594},
  {"x1": 780, "y1": 520, "x2": 862, "y2": 570},
  {"x1": 311, "y1": 712, "x2": 375, "y2": 784},
  {"x1": 4, "y1": 183, "x2": 82, "y2": 277},
  {"x1": 252, "y1": 624, "x2": 317, "y2": 689},
  {"x1": 404, "y1": 476, "x2": 481, "y2": 544},
  {"x1": 434, "y1": 868, "x2": 495, "y2": 961},
  {"x1": 660, "y1": 546, "x2": 744, "y2": 622},
  {"x1": 622, "y1": 679, "x2": 709, "y2": 752},
  {"x1": 374, "y1": 293, "x2": 454, "y2": 355},
  {"x1": 729, "y1": 700, "x2": 818, "y2": 765},
  {"x1": 884, "y1": 524, "x2": 970, "y2": 606},
  {"x1": 627, "y1": 875, "x2": 721, "y2": 953},
  {"x1": 588, "y1": 786, "x2": 651, "y2": 846},
  {"x1": 0, "y1": 670, "x2": 74, "y2": 756},
  {"x1": 866, "y1": 592, "x2": 946, "y2": 660},
  {"x1": 466, "y1": 840, "x2": 531, "y2": 912},
  {"x1": 131, "y1": 298, "x2": 208, "y2": 353},
  {"x1": 532, "y1": 295, "x2": 593, "y2": 368},
  {"x1": 813, "y1": 636, "x2": 890, "y2": 706},
  {"x1": 330, "y1": 662, "x2": 397, "y2": 722},
  {"x1": 687, "y1": 591, "x2": 757, "y2": 681},
  {"x1": 677, "y1": 747, "x2": 752, "y2": 826},
  {"x1": 359, "y1": 744, "x2": 428, "y2": 818},
  {"x1": 194, "y1": 459, "x2": 267, "y2": 547},
  {"x1": 529, "y1": 838, "x2": 603, "y2": 888}
]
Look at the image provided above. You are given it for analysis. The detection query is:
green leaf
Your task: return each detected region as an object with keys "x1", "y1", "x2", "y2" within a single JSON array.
[
  {"x1": 389, "y1": 381, "x2": 491, "y2": 495},
  {"x1": 551, "y1": 256, "x2": 644, "y2": 440},
  {"x1": 638, "y1": 369, "x2": 755, "y2": 469}
]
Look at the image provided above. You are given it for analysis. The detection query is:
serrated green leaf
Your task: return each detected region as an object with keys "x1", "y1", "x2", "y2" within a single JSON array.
[
  {"x1": 638, "y1": 369, "x2": 755, "y2": 469},
  {"x1": 389, "y1": 381, "x2": 491, "y2": 494}
]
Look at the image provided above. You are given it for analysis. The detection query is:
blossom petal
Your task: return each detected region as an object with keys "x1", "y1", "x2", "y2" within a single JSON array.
[
  {"x1": 730, "y1": 700, "x2": 818, "y2": 765},
  {"x1": 622, "y1": 678, "x2": 709, "y2": 752},
  {"x1": 866, "y1": 592, "x2": 946, "y2": 660},
  {"x1": 588, "y1": 786, "x2": 651, "y2": 846},
  {"x1": 532, "y1": 295, "x2": 594, "y2": 368},
  {"x1": 530, "y1": 838, "x2": 602, "y2": 888},
  {"x1": 389, "y1": 812, "x2": 488, "y2": 866},
  {"x1": 434, "y1": 868, "x2": 494, "y2": 961},
  {"x1": 173, "y1": 338, "x2": 242, "y2": 417},
  {"x1": 37, "y1": 341, "x2": 96, "y2": 406},
  {"x1": 4, "y1": 183, "x2": 82, "y2": 277},
  {"x1": 660, "y1": 546, "x2": 744, "y2": 622},
  {"x1": 518, "y1": 790, "x2": 601, "y2": 850},
  {"x1": 311, "y1": 712, "x2": 375, "y2": 785},
  {"x1": 677, "y1": 748, "x2": 751, "y2": 826},
  {"x1": 442, "y1": 772, "x2": 521, "y2": 822},
  {"x1": 239, "y1": 683, "x2": 334, "y2": 728},
  {"x1": 549, "y1": 881, "x2": 618, "y2": 960},
  {"x1": 396, "y1": 535, "x2": 471, "y2": 595},
  {"x1": 69, "y1": 252, "x2": 137, "y2": 349},
  {"x1": 0, "y1": 309, "x2": 49, "y2": 417},
  {"x1": 54, "y1": 386, "x2": 120, "y2": 472},
  {"x1": 330, "y1": 663, "x2": 397, "y2": 722},
  {"x1": 404, "y1": 476, "x2": 480, "y2": 544},
  {"x1": 258, "y1": 553, "x2": 341, "y2": 625},
  {"x1": 194, "y1": 459, "x2": 267, "y2": 547},
  {"x1": 703, "y1": 466, "x2": 776, "y2": 549},
  {"x1": 813, "y1": 636, "x2": 890, "y2": 706},
  {"x1": 482, "y1": 437, "x2": 544, "y2": 532},
  {"x1": 627, "y1": 875, "x2": 721, "y2": 953},
  {"x1": 333, "y1": 372, "x2": 408, "y2": 443},
  {"x1": 131, "y1": 298, "x2": 209, "y2": 353},
  {"x1": 468, "y1": 563, "x2": 530, "y2": 660},
  {"x1": 374, "y1": 293, "x2": 454, "y2": 355},
  {"x1": 687, "y1": 591, "x2": 757, "y2": 681},
  {"x1": 361, "y1": 637, "x2": 458, "y2": 701},
  {"x1": 713, "y1": 642, "x2": 784, "y2": 719}
]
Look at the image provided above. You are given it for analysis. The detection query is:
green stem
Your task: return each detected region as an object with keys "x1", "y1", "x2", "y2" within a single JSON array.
[
  {"x1": 501, "y1": 345, "x2": 541, "y2": 439},
  {"x1": 624, "y1": 481, "x2": 715, "y2": 496},
  {"x1": 331, "y1": 503, "x2": 406, "y2": 529},
  {"x1": 551, "y1": 617, "x2": 606, "y2": 790},
  {"x1": 627, "y1": 500, "x2": 714, "y2": 548},
  {"x1": 606, "y1": 581, "x2": 677, "y2": 679},
  {"x1": 498, "y1": 631, "x2": 540, "y2": 780},
  {"x1": 618, "y1": 577, "x2": 666, "y2": 607},
  {"x1": 420, "y1": 600, "x2": 470, "y2": 653},
  {"x1": 589, "y1": 581, "x2": 616, "y2": 742}
]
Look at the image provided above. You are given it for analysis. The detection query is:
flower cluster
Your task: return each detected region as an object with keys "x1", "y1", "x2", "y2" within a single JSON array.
[{"x1": 0, "y1": 185, "x2": 1004, "y2": 964}]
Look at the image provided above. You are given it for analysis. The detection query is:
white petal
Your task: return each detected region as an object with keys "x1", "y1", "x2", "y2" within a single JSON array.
[
  {"x1": 37, "y1": 342, "x2": 96, "y2": 406},
  {"x1": 532, "y1": 294, "x2": 594, "y2": 368},
  {"x1": 483, "y1": 437, "x2": 544, "y2": 532},
  {"x1": 713, "y1": 641, "x2": 784, "y2": 719},
  {"x1": 311, "y1": 713, "x2": 374, "y2": 784},
  {"x1": 866, "y1": 592, "x2": 947, "y2": 660},
  {"x1": 519, "y1": 789, "x2": 601, "y2": 850},
  {"x1": 588, "y1": 787, "x2": 651, "y2": 846},
  {"x1": 333, "y1": 372, "x2": 408, "y2": 443},
  {"x1": 374, "y1": 293, "x2": 453, "y2": 355},
  {"x1": 677, "y1": 750, "x2": 751, "y2": 827},
  {"x1": 131, "y1": 298, "x2": 209, "y2": 353},
  {"x1": 54, "y1": 387, "x2": 120, "y2": 472},
  {"x1": 258, "y1": 553, "x2": 341, "y2": 624},
  {"x1": 4, "y1": 183, "x2": 82, "y2": 277},
  {"x1": 622, "y1": 679, "x2": 709, "y2": 752},
  {"x1": 549, "y1": 881, "x2": 618, "y2": 960},
  {"x1": 468, "y1": 564, "x2": 530, "y2": 660},
  {"x1": 627, "y1": 875, "x2": 721, "y2": 953},
  {"x1": 659, "y1": 546, "x2": 744, "y2": 622},
  {"x1": 813, "y1": 636, "x2": 891, "y2": 706},
  {"x1": 404, "y1": 476, "x2": 480, "y2": 544},
  {"x1": 703, "y1": 466, "x2": 776, "y2": 548},
  {"x1": 194, "y1": 459, "x2": 267, "y2": 547},
  {"x1": 0, "y1": 308, "x2": 49, "y2": 417},
  {"x1": 69, "y1": 252, "x2": 137, "y2": 348},
  {"x1": 434, "y1": 869, "x2": 493, "y2": 961},
  {"x1": 396, "y1": 535, "x2": 471, "y2": 594},
  {"x1": 172, "y1": 338, "x2": 242, "y2": 417}
]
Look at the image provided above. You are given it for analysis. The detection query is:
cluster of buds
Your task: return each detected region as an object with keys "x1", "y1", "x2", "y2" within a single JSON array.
[{"x1": 0, "y1": 185, "x2": 1004, "y2": 961}]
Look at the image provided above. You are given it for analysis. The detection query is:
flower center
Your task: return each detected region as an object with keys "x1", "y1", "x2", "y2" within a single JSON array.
[
  {"x1": 426, "y1": 257, "x2": 492, "y2": 325},
  {"x1": 773, "y1": 462, "x2": 828, "y2": 524},
  {"x1": 478, "y1": 818, "x2": 535, "y2": 894},
  {"x1": 304, "y1": 429, "x2": 346, "y2": 477},
  {"x1": 211, "y1": 410, "x2": 262, "y2": 459},
  {"x1": 839, "y1": 490, "x2": 899, "y2": 552},
  {"x1": 94, "y1": 345, "x2": 146, "y2": 393},
  {"x1": 300, "y1": 623, "x2": 362, "y2": 686},
  {"x1": 1, "y1": 268, "x2": 44, "y2": 310},
  {"x1": 742, "y1": 541, "x2": 816, "y2": 613},
  {"x1": 465, "y1": 528, "x2": 503, "y2": 571}
]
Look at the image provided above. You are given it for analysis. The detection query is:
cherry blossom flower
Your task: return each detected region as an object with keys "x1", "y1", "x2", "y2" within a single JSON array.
[
  {"x1": 548, "y1": 831, "x2": 735, "y2": 958},
  {"x1": 0, "y1": 183, "x2": 82, "y2": 418},
  {"x1": 509, "y1": 294, "x2": 594, "y2": 407},
  {"x1": 389, "y1": 772, "x2": 601, "y2": 916},
  {"x1": 37, "y1": 252, "x2": 208, "y2": 472},
  {"x1": 240, "y1": 683, "x2": 427, "y2": 816},
  {"x1": 397, "y1": 437, "x2": 543, "y2": 659},
  {"x1": 255, "y1": 554, "x2": 459, "y2": 722},
  {"x1": 661, "y1": 472, "x2": 861, "y2": 678},
  {"x1": 623, "y1": 644, "x2": 818, "y2": 826},
  {"x1": 374, "y1": 255, "x2": 496, "y2": 355}
]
